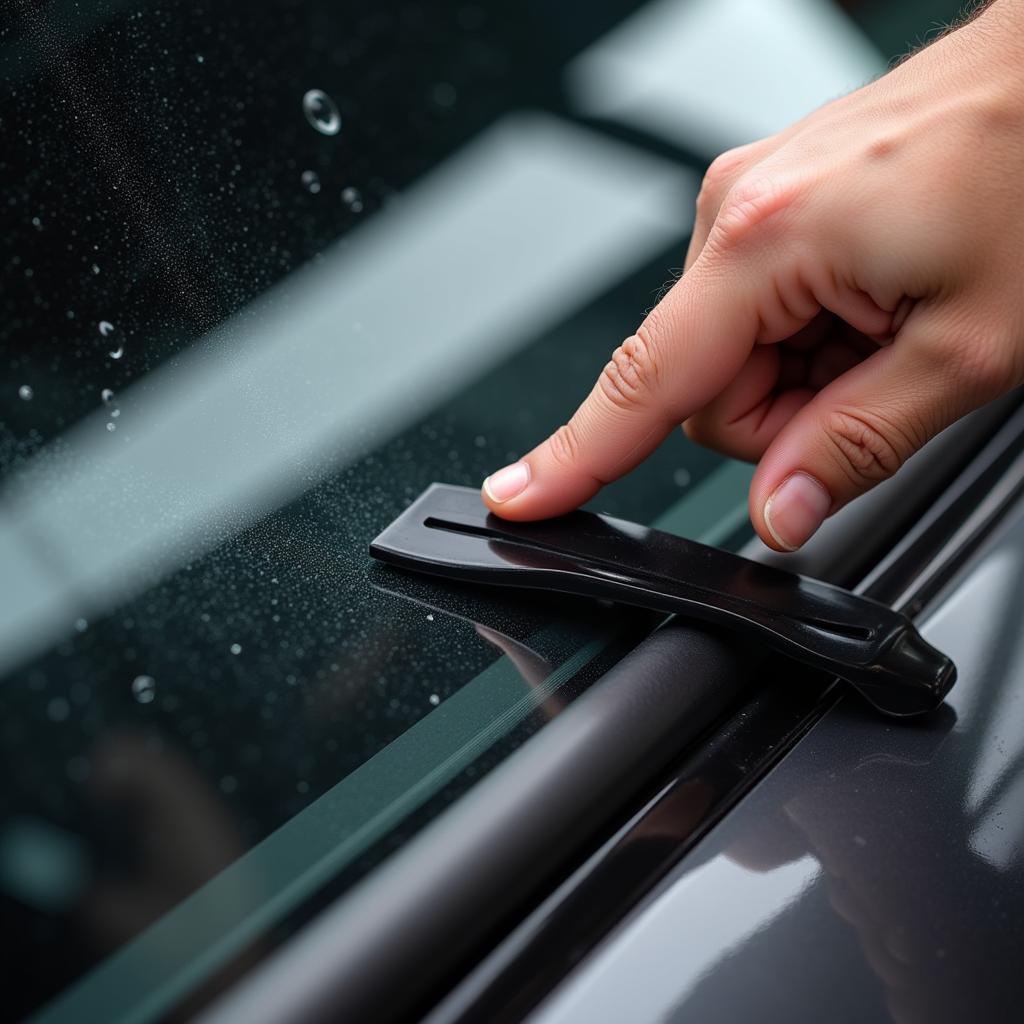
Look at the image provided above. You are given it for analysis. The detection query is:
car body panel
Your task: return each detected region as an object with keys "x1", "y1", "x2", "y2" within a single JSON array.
[{"x1": 531, "y1": 491, "x2": 1024, "y2": 1024}]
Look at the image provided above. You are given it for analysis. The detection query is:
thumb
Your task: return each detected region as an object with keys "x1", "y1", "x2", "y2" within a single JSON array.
[
  {"x1": 481, "y1": 262, "x2": 757, "y2": 520},
  {"x1": 750, "y1": 306, "x2": 981, "y2": 552}
]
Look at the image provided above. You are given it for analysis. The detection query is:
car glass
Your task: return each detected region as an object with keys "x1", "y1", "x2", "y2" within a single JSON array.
[{"x1": 0, "y1": 0, "x2": 957, "y2": 1020}]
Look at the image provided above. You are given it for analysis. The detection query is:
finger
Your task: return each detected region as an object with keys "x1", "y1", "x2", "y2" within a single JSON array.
[
  {"x1": 684, "y1": 346, "x2": 816, "y2": 462},
  {"x1": 684, "y1": 328, "x2": 867, "y2": 462},
  {"x1": 749, "y1": 305, "x2": 989, "y2": 551},
  {"x1": 684, "y1": 140, "x2": 775, "y2": 272},
  {"x1": 481, "y1": 257, "x2": 761, "y2": 520}
]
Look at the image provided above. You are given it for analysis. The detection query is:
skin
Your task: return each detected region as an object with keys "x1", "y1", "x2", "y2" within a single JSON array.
[{"x1": 481, "y1": 0, "x2": 1024, "y2": 551}]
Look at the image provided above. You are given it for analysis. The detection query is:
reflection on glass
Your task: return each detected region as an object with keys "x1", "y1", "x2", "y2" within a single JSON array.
[
  {"x1": 0, "y1": 2, "x2": 717, "y2": 1020},
  {"x1": 566, "y1": 0, "x2": 883, "y2": 153},
  {"x1": 0, "y1": 0, "x2": 810, "y2": 1018}
]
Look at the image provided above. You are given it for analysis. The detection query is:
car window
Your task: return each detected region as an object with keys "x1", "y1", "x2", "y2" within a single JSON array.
[{"x1": 0, "y1": 1, "x2": 964, "y2": 1021}]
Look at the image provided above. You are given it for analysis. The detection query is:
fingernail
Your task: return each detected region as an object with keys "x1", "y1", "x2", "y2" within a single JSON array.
[
  {"x1": 763, "y1": 472, "x2": 831, "y2": 551},
  {"x1": 483, "y1": 461, "x2": 530, "y2": 503}
]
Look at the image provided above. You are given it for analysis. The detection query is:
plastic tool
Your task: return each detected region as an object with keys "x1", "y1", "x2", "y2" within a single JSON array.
[{"x1": 370, "y1": 484, "x2": 956, "y2": 716}]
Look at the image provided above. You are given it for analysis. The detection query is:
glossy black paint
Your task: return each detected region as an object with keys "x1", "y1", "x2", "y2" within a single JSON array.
[
  {"x1": 371, "y1": 484, "x2": 954, "y2": 715},
  {"x1": 422, "y1": 671, "x2": 833, "y2": 1024},
  {"x1": 426, "y1": 397, "x2": 1024, "y2": 1024},
  {"x1": 531, "y1": 496, "x2": 1024, "y2": 1024}
]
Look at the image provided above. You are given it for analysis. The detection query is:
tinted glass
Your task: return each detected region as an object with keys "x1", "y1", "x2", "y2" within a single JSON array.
[{"x1": 0, "y1": 0, "x2": 963, "y2": 1020}]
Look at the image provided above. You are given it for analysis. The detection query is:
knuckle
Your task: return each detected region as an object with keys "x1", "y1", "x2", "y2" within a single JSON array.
[
  {"x1": 865, "y1": 134, "x2": 899, "y2": 161},
  {"x1": 696, "y1": 147, "x2": 748, "y2": 220},
  {"x1": 597, "y1": 331, "x2": 661, "y2": 412},
  {"x1": 711, "y1": 174, "x2": 793, "y2": 251},
  {"x1": 705, "y1": 147, "x2": 748, "y2": 188},
  {"x1": 823, "y1": 408, "x2": 917, "y2": 487},
  {"x1": 694, "y1": 181, "x2": 717, "y2": 223},
  {"x1": 547, "y1": 421, "x2": 584, "y2": 471}
]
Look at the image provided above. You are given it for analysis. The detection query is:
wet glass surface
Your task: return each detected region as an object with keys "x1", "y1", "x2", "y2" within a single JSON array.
[{"x1": 0, "y1": 0, "x2": 966, "y2": 1020}]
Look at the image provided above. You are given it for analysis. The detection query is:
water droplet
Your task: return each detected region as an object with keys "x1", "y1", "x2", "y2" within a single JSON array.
[
  {"x1": 301, "y1": 170, "x2": 322, "y2": 194},
  {"x1": 673, "y1": 468, "x2": 692, "y2": 488},
  {"x1": 18, "y1": 384, "x2": 33, "y2": 401},
  {"x1": 302, "y1": 89, "x2": 341, "y2": 136},
  {"x1": 296, "y1": 780, "x2": 310, "y2": 794},
  {"x1": 230, "y1": 643, "x2": 242, "y2": 655},
  {"x1": 31, "y1": 215, "x2": 42, "y2": 229},
  {"x1": 98, "y1": 321, "x2": 126, "y2": 358},
  {"x1": 341, "y1": 186, "x2": 363, "y2": 213},
  {"x1": 106, "y1": 421, "x2": 117, "y2": 432},
  {"x1": 74, "y1": 617, "x2": 88, "y2": 632},
  {"x1": 132, "y1": 675, "x2": 156, "y2": 703},
  {"x1": 474, "y1": 434, "x2": 487, "y2": 448},
  {"x1": 426, "y1": 613, "x2": 434, "y2": 622},
  {"x1": 100, "y1": 387, "x2": 121, "y2": 419},
  {"x1": 47, "y1": 697, "x2": 71, "y2": 722},
  {"x1": 196, "y1": 53, "x2": 205, "y2": 64},
  {"x1": 429, "y1": 693, "x2": 440, "y2": 706},
  {"x1": 91, "y1": 263, "x2": 100, "y2": 275}
]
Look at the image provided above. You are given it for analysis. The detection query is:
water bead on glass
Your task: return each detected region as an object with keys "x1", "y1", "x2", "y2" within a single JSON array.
[
  {"x1": 302, "y1": 89, "x2": 341, "y2": 136},
  {"x1": 131, "y1": 675, "x2": 156, "y2": 704},
  {"x1": 99, "y1": 322, "x2": 126, "y2": 360}
]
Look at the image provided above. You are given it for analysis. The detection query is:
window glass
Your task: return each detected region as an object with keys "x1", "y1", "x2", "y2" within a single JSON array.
[{"x1": 0, "y1": 0, "x2": 964, "y2": 1020}]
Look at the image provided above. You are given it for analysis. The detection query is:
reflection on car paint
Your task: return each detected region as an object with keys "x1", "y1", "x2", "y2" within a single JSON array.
[{"x1": 536, "y1": 501, "x2": 1024, "y2": 1024}]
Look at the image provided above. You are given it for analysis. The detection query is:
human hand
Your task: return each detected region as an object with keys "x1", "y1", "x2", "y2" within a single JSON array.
[{"x1": 482, "y1": 1, "x2": 1024, "y2": 550}]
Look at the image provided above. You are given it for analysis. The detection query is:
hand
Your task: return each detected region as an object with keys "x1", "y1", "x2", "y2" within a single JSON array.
[{"x1": 482, "y1": 1, "x2": 1024, "y2": 550}]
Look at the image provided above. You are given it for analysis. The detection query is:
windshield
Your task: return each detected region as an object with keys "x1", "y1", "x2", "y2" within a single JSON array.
[{"x1": 0, "y1": 1, "x2": 946, "y2": 1020}]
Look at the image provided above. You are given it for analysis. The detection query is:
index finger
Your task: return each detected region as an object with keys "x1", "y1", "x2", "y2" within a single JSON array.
[{"x1": 481, "y1": 258, "x2": 759, "y2": 520}]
